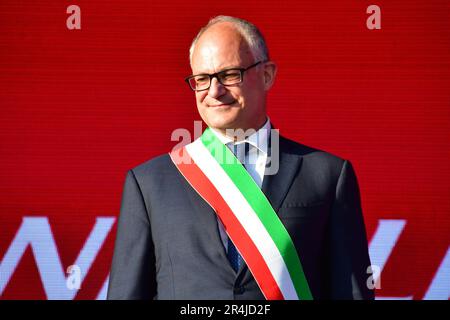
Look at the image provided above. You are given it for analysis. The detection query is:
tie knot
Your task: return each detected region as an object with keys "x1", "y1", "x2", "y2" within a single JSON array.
[{"x1": 230, "y1": 142, "x2": 250, "y2": 165}]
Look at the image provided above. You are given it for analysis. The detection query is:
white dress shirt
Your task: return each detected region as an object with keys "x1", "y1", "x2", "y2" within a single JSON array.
[{"x1": 209, "y1": 118, "x2": 271, "y2": 252}]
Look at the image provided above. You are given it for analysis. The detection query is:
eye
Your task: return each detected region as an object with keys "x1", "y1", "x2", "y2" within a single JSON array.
[
  {"x1": 220, "y1": 70, "x2": 241, "y2": 82},
  {"x1": 195, "y1": 76, "x2": 209, "y2": 84}
]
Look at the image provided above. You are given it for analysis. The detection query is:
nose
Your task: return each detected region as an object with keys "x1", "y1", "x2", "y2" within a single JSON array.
[{"x1": 207, "y1": 77, "x2": 226, "y2": 98}]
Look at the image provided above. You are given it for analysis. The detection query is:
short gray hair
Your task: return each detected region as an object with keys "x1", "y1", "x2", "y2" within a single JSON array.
[{"x1": 189, "y1": 15, "x2": 269, "y2": 66}]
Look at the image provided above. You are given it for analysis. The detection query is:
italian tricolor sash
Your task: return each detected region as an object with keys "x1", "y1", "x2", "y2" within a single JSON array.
[{"x1": 169, "y1": 128, "x2": 312, "y2": 300}]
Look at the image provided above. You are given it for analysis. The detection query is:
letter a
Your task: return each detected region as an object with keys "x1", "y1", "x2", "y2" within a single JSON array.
[
  {"x1": 366, "y1": 5, "x2": 381, "y2": 30},
  {"x1": 66, "y1": 5, "x2": 81, "y2": 30}
]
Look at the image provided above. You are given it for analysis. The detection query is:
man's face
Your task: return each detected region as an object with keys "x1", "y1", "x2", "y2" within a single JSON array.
[{"x1": 190, "y1": 23, "x2": 271, "y2": 134}]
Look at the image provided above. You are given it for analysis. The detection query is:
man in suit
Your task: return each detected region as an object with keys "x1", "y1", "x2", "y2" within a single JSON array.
[{"x1": 107, "y1": 15, "x2": 374, "y2": 300}]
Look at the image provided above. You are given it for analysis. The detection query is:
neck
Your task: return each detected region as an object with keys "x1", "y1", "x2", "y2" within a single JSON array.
[{"x1": 215, "y1": 117, "x2": 268, "y2": 142}]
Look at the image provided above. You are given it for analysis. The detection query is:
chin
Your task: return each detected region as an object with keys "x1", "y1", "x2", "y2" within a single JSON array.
[
  {"x1": 205, "y1": 112, "x2": 240, "y2": 130},
  {"x1": 208, "y1": 120, "x2": 235, "y2": 131}
]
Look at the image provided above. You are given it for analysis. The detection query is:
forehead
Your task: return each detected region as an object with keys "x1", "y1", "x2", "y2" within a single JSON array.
[{"x1": 191, "y1": 23, "x2": 254, "y2": 74}]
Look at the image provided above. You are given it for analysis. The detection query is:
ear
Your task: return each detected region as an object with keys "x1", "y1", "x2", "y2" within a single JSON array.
[{"x1": 262, "y1": 61, "x2": 277, "y2": 91}]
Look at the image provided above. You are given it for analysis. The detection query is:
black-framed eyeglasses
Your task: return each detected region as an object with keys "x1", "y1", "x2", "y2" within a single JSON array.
[{"x1": 185, "y1": 61, "x2": 264, "y2": 92}]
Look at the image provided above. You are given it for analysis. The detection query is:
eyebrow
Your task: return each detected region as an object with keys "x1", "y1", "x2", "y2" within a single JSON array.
[{"x1": 193, "y1": 65, "x2": 242, "y2": 76}]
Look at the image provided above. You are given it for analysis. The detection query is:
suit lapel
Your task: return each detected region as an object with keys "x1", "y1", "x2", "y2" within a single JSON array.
[{"x1": 262, "y1": 136, "x2": 304, "y2": 213}]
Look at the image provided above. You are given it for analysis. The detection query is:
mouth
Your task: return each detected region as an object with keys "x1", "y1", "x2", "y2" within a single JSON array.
[{"x1": 209, "y1": 101, "x2": 236, "y2": 108}]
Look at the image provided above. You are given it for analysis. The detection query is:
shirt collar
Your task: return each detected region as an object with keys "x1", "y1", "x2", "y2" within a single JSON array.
[{"x1": 209, "y1": 117, "x2": 271, "y2": 155}]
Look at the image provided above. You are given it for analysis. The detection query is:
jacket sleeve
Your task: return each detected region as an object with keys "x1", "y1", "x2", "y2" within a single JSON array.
[
  {"x1": 329, "y1": 160, "x2": 375, "y2": 299},
  {"x1": 107, "y1": 170, "x2": 157, "y2": 300}
]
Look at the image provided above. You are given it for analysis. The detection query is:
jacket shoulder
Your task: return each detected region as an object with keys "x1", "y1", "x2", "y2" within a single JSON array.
[
  {"x1": 133, "y1": 153, "x2": 171, "y2": 169},
  {"x1": 128, "y1": 153, "x2": 176, "y2": 181},
  {"x1": 280, "y1": 135, "x2": 347, "y2": 170}
]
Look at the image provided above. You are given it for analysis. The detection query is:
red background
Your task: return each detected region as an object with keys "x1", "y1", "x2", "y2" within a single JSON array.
[{"x1": 0, "y1": 0, "x2": 449, "y2": 299}]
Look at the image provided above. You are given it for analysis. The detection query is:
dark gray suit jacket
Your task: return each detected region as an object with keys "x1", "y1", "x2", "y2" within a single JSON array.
[{"x1": 107, "y1": 135, "x2": 374, "y2": 300}]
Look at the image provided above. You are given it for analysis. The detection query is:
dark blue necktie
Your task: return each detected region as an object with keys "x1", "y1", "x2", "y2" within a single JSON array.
[
  {"x1": 226, "y1": 142, "x2": 249, "y2": 272},
  {"x1": 227, "y1": 238, "x2": 242, "y2": 273}
]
